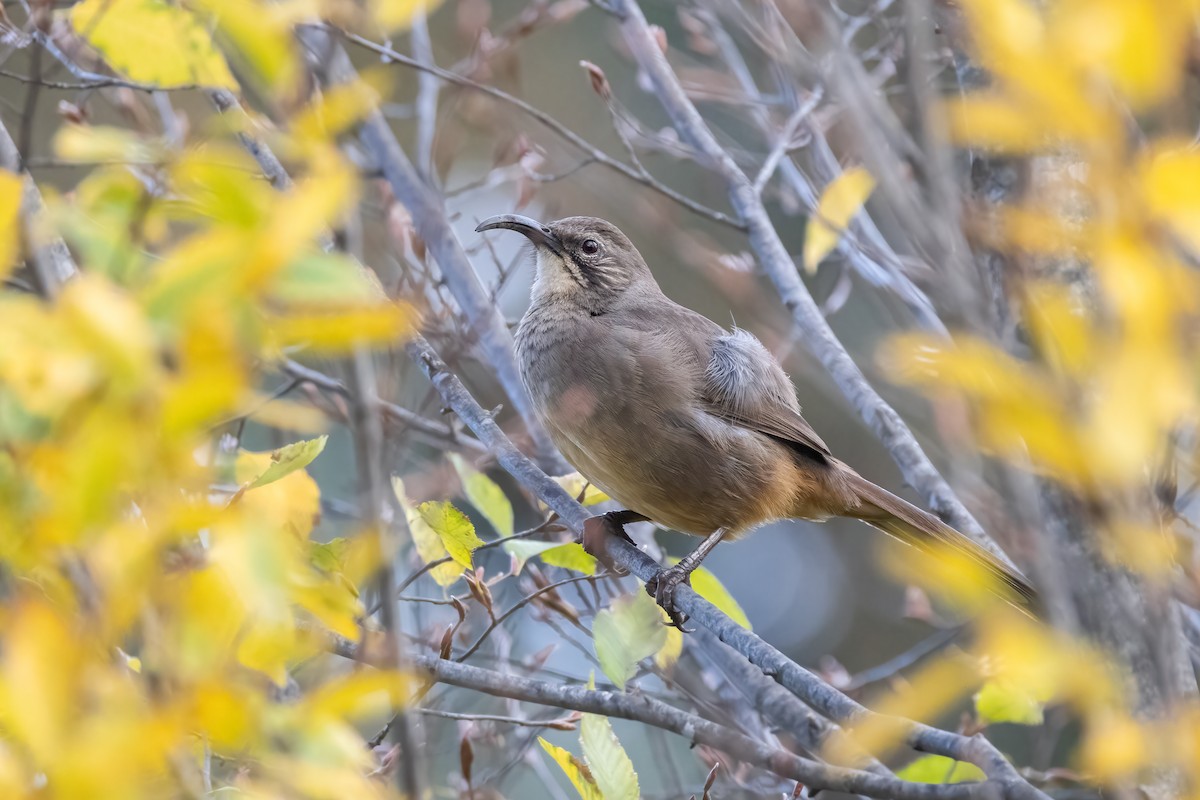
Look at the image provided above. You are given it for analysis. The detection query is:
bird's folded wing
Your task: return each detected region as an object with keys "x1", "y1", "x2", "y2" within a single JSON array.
[
  {"x1": 700, "y1": 329, "x2": 831, "y2": 463},
  {"x1": 705, "y1": 403, "x2": 831, "y2": 463}
]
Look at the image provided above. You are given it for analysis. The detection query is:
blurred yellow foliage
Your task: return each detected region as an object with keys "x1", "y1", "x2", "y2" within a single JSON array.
[
  {"x1": 879, "y1": 0, "x2": 1200, "y2": 790},
  {"x1": 0, "y1": 1, "x2": 421, "y2": 795}
]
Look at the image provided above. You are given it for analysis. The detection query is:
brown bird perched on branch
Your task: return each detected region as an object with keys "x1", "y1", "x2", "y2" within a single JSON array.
[{"x1": 477, "y1": 213, "x2": 1034, "y2": 627}]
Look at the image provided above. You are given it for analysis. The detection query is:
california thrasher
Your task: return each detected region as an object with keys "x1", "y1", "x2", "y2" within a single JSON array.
[{"x1": 477, "y1": 213, "x2": 1034, "y2": 627}]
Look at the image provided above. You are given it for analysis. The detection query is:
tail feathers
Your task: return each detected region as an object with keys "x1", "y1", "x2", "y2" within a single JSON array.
[{"x1": 845, "y1": 475, "x2": 1037, "y2": 607}]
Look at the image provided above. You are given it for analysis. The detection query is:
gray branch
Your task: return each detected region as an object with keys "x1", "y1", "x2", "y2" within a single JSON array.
[{"x1": 333, "y1": 635, "x2": 988, "y2": 800}]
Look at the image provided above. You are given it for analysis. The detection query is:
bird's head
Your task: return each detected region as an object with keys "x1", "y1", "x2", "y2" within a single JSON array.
[{"x1": 475, "y1": 214, "x2": 654, "y2": 310}]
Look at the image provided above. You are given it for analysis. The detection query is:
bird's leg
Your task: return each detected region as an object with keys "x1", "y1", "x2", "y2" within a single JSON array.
[
  {"x1": 581, "y1": 510, "x2": 649, "y2": 569},
  {"x1": 646, "y1": 528, "x2": 728, "y2": 632}
]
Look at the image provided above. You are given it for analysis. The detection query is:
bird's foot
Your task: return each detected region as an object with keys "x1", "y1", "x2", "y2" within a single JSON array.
[
  {"x1": 580, "y1": 510, "x2": 646, "y2": 571},
  {"x1": 646, "y1": 565, "x2": 693, "y2": 632}
]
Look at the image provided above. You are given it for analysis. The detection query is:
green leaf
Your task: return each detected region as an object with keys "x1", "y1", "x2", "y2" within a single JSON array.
[
  {"x1": 974, "y1": 679, "x2": 1045, "y2": 725},
  {"x1": 504, "y1": 540, "x2": 597, "y2": 575},
  {"x1": 393, "y1": 479, "x2": 464, "y2": 587},
  {"x1": 415, "y1": 501, "x2": 484, "y2": 570},
  {"x1": 896, "y1": 755, "x2": 985, "y2": 784},
  {"x1": 241, "y1": 435, "x2": 328, "y2": 489},
  {"x1": 674, "y1": 562, "x2": 752, "y2": 630},
  {"x1": 70, "y1": 0, "x2": 239, "y2": 89},
  {"x1": 450, "y1": 455, "x2": 514, "y2": 537},
  {"x1": 539, "y1": 738, "x2": 604, "y2": 800},
  {"x1": 543, "y1": 543, "x2": 597, "y2": 574},
  {"x1": 581, "y1": 713, "x2": 639, "y2": 800},
  {"x1": 593, "y1": 592, "x2": 666, "y2": 690}
]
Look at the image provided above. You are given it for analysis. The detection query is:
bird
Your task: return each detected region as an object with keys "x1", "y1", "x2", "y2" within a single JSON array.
[{"x1": 476, "y1": 213, "x2": 1034, "y2": 627}]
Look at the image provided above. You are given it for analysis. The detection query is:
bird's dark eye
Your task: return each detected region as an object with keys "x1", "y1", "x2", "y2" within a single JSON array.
[{"x1": 580, "y1": 238, "x2": 601, "y2": 256}]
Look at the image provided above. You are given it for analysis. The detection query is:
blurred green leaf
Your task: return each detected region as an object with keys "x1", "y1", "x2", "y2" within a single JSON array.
[
  {"x1": 896, "y1": 755, "x2": 985, "y2": 784},
  {"x1": 504, "y1": 540, "x2": 597, "y2": 575},
  {"x1": 975, "y1": 679, "x2": 1045, "y2": 725},
  {"x1": 241, "y1": 435, "x2": 327, "y2": 489},
  {"x1": 593, "y1": 592, "x2": 666, "y2": 690}
]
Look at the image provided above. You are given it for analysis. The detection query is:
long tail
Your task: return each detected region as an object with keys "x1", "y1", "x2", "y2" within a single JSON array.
[{"x1": 844, "y1": 473, "x2": 1037, "y2": 607}]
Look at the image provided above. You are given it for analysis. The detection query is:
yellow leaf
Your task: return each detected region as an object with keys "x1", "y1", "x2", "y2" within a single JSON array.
[
  {"x1": 1078, "y1": 712, "x2": 1148, "y2": 781},
  {"x1": 943, "y1": 94, "x2": 1045, "y2": 152},
  {"x1": 238, "y1": 466, "x2": 322, "y2": 538},
  {"x1": 1051, "y1": 0, "x2": 1189, "y2": 109},
  {"x1": 653, "y1": 624, "x2": 684, "y2": 671},
  {"x1": 53, "y1": 125, "x2": 162, "y2": 164},
  {"x1": 236, "y1": 622, "x2": 297, "y2": 687},
  {"x1": 371, "y1": 0, "x2": 443, "y2": 33},
  {"x1": 304, "y1": 670, "x2": 409, "y2": 722},
  {"x1": 803, "y1": 167, "x2": 875, "y2": 272},
  {"x1": 538, "y1": 738, "x2": 604, "y2": 800},
  {"x1": 540, "y1": 542, "x2": 598, "y2": 575},
  {"x1": 827, "y1": 654, "x2": 978, "y2": 763},
  {"x1": 193, "y1": 0, "x2": 302, "y2": 98},
  {"x1": 291, "y1": 73, "x2": 391, "y2": 144},
  {"x1": 70, "y1": 0, "x2": 238, "y2": 89},
  {"x1": 1140, "y1": 144, "x2": 1200, "y2": 257},
  {"x1": 681, "y1": 563, "x2": 752, "y2": 630},
  {"x1": 0, "y1": 600, "x2": 78, "y2": 761},
  {"x1": 0, "y1": 170, "x2": 22, "y2": 279},
  {"x1": 553, "y1": 473, "x2": 610, "y2": 506},
  {"x1": 268, "y1": 304, "x2": 413, "y2": 354},
  {"x1": 192, "y1": 681, "x2": 260, "y2": 750}
]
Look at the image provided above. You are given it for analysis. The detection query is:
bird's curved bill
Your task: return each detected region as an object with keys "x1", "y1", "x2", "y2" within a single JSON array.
[{"x1": 475, "y1": 214, "x2": 564, "y2": 255}]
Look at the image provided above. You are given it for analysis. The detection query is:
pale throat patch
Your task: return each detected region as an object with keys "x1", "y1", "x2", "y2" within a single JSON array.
[{"x1": 532, "y1": 249, "x2": 581, "y2": 297}]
